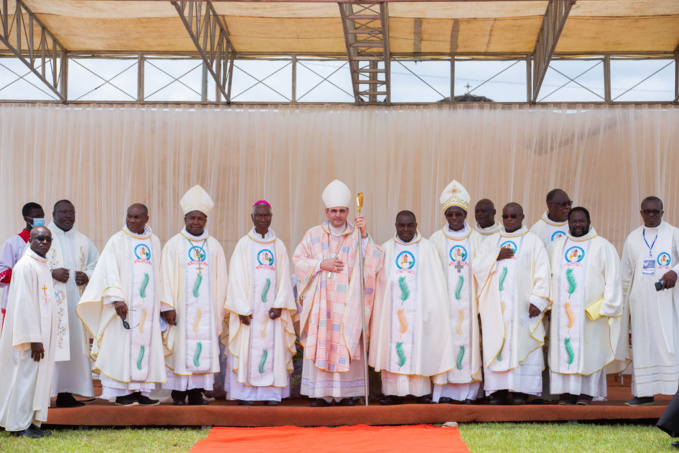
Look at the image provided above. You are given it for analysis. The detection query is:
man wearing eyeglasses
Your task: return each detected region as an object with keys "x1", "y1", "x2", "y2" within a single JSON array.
[
  {"x1": 0, "y1": 227, "x2": 58, "y2": 438},
  {"x1": 47, "y1": 199, "x2": 99, "y2": 408},
  {"x1": 621, "y1": 196, "x2": 679, "y2": 406},
  {"x1": 530, "y1": 189, "x2": 573, "y2": 247},
  {"x1": 77, "y1": 204, "x2": 171, "y2": 406},
  {"x1": 473, "y1": 203, "x2": 551, "y2": 405},
  {"x1": 0, "y1": 202, "x2": 44, "y2": 331}
]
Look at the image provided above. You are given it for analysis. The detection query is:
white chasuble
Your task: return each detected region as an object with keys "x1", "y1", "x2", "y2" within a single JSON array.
[
  {"x1": 225, "y1": 229, "x2": 297, "y2": 396},
  {"x1": 530, "y1": 211, "x2": 568, "y2": 248},
  {"x1": 77, "y1": 227, "x2": 167, "y2": 390},
  {"x1": 0, "y1": 249, "x2": 58, "y2": 431},
  {"x1": 370, "y1": 233, "x2": 454, "y2": 382},
  {"x1": 161, "y1": 228, "x2": 228, "y2": 386}
]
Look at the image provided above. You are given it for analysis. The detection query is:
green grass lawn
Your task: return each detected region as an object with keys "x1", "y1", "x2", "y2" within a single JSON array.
[
  {"x1": 0, "y1": 423, "x2": 672, "y2": 452},
  {"x1": 460, "y1": 423, "x2": 671, "y2": 452}
]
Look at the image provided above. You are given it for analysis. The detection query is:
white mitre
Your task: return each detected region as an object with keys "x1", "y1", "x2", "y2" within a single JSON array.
[
  {"x1": 322, "y1": 179, "x2": 352, "y2": 209},
  {"x1": 180, "y1": 184, "x2": 214, "y2": 216},
  {"x1": 440, "y1": 179, "x2": 470, "y2": 212}
]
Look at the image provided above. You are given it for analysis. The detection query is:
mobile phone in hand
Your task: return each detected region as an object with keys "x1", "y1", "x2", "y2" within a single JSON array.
[{"x1": 655, "y1": 281, "x2": 664, "y2": 291}]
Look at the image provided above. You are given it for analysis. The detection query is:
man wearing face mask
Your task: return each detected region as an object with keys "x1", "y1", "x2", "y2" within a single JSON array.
[
  {"x1": 0, "y1": 203, "x2": 45, "y2": 330},
  {"x1": 160, "y1": 185, "x2": 228, "y2": 406},
  {"x1": 47, "y1": 199, "x2": 99, "y2": 408},
  {"x1": 370, "y1": 210, "x2": 453, "y2": 405},
  {"x1": 547, "y1": 207, "x2": 627, "y2": 406}
]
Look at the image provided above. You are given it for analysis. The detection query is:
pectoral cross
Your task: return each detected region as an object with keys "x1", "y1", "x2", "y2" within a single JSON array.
[
  {"x1": 42, "y1": 285, "x2": 48, "y2": 296},
  {"x1": 455, "y1": 260, "x2": 464, "y2": 274},
  {"x1": 196, "y1": 261, "x2": 204, "y2": 277}
]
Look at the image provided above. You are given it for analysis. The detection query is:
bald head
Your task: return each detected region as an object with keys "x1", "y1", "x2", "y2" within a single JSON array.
[
  {"x1": 475, "y1": 199, "x2": 496, "y2": 229},
  {"x1": 29, "y1": 226, "x2": 52, "y2": 258}
]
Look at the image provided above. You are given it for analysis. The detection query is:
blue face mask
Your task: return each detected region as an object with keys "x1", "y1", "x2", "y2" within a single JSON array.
[{"x1": 30, "y1": 218, "x2": 45, "y2": 228}]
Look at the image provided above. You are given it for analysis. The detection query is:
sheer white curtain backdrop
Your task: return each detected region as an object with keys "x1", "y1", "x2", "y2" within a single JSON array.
[{"x1": 0, "y1": 103, "x2": 677, "y2": 258}]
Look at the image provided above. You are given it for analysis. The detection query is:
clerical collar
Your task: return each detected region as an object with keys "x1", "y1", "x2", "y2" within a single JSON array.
[
  {"x1": 248, "y1": 228, "x2": 276, "y2": 244},
  {"x1": 27, "y1": 248, "x2": 47, "y2": 263},
  {"x1": 541, "y1": 210, "x2": 568, "y2": 227},
  {"x1": 181, "y1": 227, "x2": 209, "y2": 241},
  {"x1": 394, "y1": 231, "x2": 421, "y2": 245},
  {"x1": 48, "y1": 220, "x2": 77, "y2": 236},
  {"x1": 643, "y1": 222, "x2": 662, "y2": 234},
  {"x1": 444, "y1": 223, "x2": 470, "y2": 240},
  {"x1": 475, "y1": 222, "x2": 501, "y2": 236},
  {"x1": 567, "y1": 227, "x2": 598, "y2": 242},
  {"x1": 500, "y1": 225, "x2": 529, "y2": 238},
  {"x1": 123, "y1": 225, "x2": 152, "y2": 239}
]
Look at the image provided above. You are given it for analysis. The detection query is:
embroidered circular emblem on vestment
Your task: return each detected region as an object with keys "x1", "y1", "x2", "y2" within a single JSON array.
[
  {"x1": 551, "y1": 230, "x2": 566, "y2": 241},
  {"x1": 658, "y1": 253, "x2": 671, "y2": 267},
  {"x1": 395, "y1": 251, "x2": 415, "y2": 270},
  {"x1": 134, "y1": 244, "x2": 151, "y2": 260},
  {"x1": 188, "y1": 246, "x2": 206, "y2": 262},
  {"x1": 257, "y1": 249, "x2": 274, "y2": 266},
  {"x1": 565, "y1": 246, "x2": 585, "y2": 263},
  {"x1": 449, "y1": 245, "x2": 468, "y2": 263},
  {"x1": 500, "y1": 240, "x2": 518, "y2": 254}
]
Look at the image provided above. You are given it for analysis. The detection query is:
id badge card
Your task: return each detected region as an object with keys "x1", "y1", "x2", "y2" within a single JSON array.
[{"x1": 643, "y1": 259, "x2": 656, "y2": 274}]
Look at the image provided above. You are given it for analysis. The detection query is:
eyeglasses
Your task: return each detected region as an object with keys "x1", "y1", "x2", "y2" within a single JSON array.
[
  {"x1": 502, "y1": 214, "x2": 521, "y2": 220},
  {"x1": 549, "y1": 200, "x2": 573, "y2": 209},
  {"x1": 35, "y1": 236, "x2": 53, "y2": 243},
  {"x1": 642, "y1": 209, "x2": 661, "y2": 216},
  {"x1": 121, "y1": 313, "x2": 130, "y2": 330}
]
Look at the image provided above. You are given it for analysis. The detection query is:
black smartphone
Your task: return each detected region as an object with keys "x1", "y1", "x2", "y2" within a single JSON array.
[{"x1": 655, "y1": 281, "x2": 663, "y2": 291}]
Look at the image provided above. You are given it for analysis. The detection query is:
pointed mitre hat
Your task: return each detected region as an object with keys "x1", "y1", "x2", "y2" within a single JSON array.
[
  {"x1": 180, "y1": 185, "x2": 214, "y2": 216},
  {"x1": 440, "y1": 179, "x2": 470, "y2": 212},
  {"x1": 322, "y1": 179, "x2": 352, "y2": 209}
]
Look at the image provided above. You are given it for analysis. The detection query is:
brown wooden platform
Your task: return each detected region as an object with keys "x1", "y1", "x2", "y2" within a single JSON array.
[{"x1": 44, "y1": 376, "x2": 671, "y2": 427}]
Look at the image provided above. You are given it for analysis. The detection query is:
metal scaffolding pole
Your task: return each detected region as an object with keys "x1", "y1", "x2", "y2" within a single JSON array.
[
  {"x1": 0, "y1": 0, "x2": 67, "y2": 102},
  {"x1": 172, "y1": 1, "x2": 236, "y2": 103},
  {"x1": 531, "y1": 0, "x2": 575, "y2": 103}
]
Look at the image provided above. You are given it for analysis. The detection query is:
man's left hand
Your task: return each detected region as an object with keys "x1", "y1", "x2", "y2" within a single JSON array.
[
  {"x1": 269, "y1": 308, "x2": 282, "y2": 320},
  {"x1": 528, "y1": 303, "x2": 541, "y2": 318},
  {"x1": 355, "y1": 216, "x2": 368, "y2": 239},
  {"x1": 31, "y1": 342, "x2": 45, "y2": 362},
  {"x1": 661, "y1": 270, "x2": 678, "y2": 290},
  {"x1": 75, "y1": 271, "x2": 89, "y2": 286}
]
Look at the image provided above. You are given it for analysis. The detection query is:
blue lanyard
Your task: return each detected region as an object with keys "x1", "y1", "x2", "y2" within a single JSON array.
[{"x1": 642, "y1": 229, "x2": 658, "y2": 257}]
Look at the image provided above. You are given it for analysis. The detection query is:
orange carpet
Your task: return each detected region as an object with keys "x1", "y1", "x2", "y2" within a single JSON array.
[{"x1": 190, "y1": 424, "x2": 470, "y2": 452}]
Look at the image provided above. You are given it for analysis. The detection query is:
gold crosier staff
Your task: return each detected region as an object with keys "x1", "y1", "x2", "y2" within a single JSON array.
[{"x1": 356, "y1": 192, "x2": 369, "y2": 407}]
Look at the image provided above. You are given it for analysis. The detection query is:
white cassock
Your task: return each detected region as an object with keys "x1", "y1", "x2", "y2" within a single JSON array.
[
  {"x1": 47, "y1": 221, "x2": 99, "y2": 397},
  {"x1": 161, "y1": 228, "x2": 228, "y2": 392},
  {"x1": 473, "y1": 226, "x2": 551, "y2": 396},
  {"x1": 547, "y1": 228, "x2": 627, "y2": 399},
  {"x1": 530, "y1": 211, "x2": 568, "y2": 247},
  {"x1": 0, "y1": 230, "x2": 29, "y2": 328},
  {"x1": 225, "y1": 229, "x2": 297, "y2": 402},
  {"x1": 474, "y1": 222, "x2": 502, "y2": 242},
  {"x1": 621, "y1": 221, "x2": 679, "y2": 397},
  {"x1": 430, "y1": 224, "x2": 483, "y2": 402},
  {"x1": 370, "y1": 233, "x2": 454, "y2": 397},
  {"x1": 0, "y1": 249, "x2": 57, "y2": 431},
  {"x1": 77, "y1": 226, "x2": 168, "y2": 400}
]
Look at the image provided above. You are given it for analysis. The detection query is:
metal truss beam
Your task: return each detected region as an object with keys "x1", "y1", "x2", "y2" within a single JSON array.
[
  {"x1": 0, "y1": 0, "x2": 67, "y2": 102},
  {"x1": 172, "y1": 1, "x2": 236, "y2": 102},
  {"x1": 339, "y1": 2, "x2": 390, "y2": 105},
  {"x1": 531, "y1": 0, "x2": 574, "y2": 103}
]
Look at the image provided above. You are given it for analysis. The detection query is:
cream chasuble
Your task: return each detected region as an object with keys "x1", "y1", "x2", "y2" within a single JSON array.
[
  {"x1": 0, "y1": 249, "x2": 57, "y2": 431},
  {"x1": 430, "y1": 224, "x2": 483, "y2": 387},
  {"x1": 475, "y1": 222, "x2": 502, "y2": 241},
  {"x1": 161, "y1": 228, "x2": 228, "y2": 389},
  {"x1": 621, "y1": 221, "x2": 679, "y2": 397},
  {"x1": 473, "y1": 227, "x2": 550, "y2": 394},
  {"x1": 77, "y1": 226, "x2": 168, "y2": 394},
  {"x1": 225, "y1": 229, "x2": 297, "y2": 396},
  {"x1": 530, "y1": 211, "x2": 568, "y2": 248},
  {"x1": 548, "y1": 228, "x2": 626, "y2": 397},
  {"x1": 370, "y1": 233, "x2": 454, "y2": 386}
]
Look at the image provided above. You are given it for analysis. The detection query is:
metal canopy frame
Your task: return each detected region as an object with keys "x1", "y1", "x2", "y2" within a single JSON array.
[{"x1": 0, "y1": 0, "x2": 677, "y2": 105}]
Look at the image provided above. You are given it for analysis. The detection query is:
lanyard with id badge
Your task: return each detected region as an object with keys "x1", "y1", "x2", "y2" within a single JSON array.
[{"x1": 642, "y1": 229, "x2": 657, "y2": 275}]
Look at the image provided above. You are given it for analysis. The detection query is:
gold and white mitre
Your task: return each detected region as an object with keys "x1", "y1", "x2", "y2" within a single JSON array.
[
  {"x1": 439, "y1": 179, "x2": 470, "y2": 212},
  {"x1": 180, "y1": 185, "x2": 214, "y2": 216},
  {"x1": 322, "y1": 179, "x2": 352, "y2": 209}
]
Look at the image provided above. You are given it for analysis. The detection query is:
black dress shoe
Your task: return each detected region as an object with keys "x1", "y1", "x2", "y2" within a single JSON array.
[
  {"x1": 238, "y1": 400, "x2": 255, "y2": 406},
  {"x1": 489, "y1": 390, "x2": 508, "y2": 405},
  {"x1": 511, "y1": 392, "x2": 529, "y2": 405},
  {"x1": 188, "y1": 389, "x2": 209, "y2": 406},
  {"x1": 625, "y1": 396, "x2": 654, "y2": 406},
  {"x1": 464, "y1": 399, "x2": 475, "y2": 405},
  {"x1": 310, "y1": 398, "x2": 330, "y2": 407},
  {"x1": 558, "y1": 394, "x2": 575, "y2": 405},
  {"x1": 380, "y1": 395, "x2": 404, "y2": 406},
  {"x1": 172, "y1": 390, "x2": 187, "y2": 405},
  {"x1": 116, "y1": 393, "x2": 139, "y2": 406},
  {"x1": 337, "y1": 398, "x2": 356, "y2": 406},
  {"x1": 10, "y1": 428, "x2": 43, "y2": 438},
  {"x1": 56, "y1": 392, "x2": 85, "y2": 408},
  {"x1": 415, "y1": 396, "x2": 433, "y2": 404},
  {"x1": 264, "y1": 400, "x2": 280, "y2": 406},
  {"x1": 671, "y1": 440, "x2": 679, "y2": 448},
  {"x1": 438, "y1": 397, "x2": 454, "y2": 404},
  {"x1": 576, "y1": 395, "x2": 593, "y2": 406},
  {"x1": 29, "y1": 424, "x2": 51, "y2": 436},
  {"x1": 132, "y1": 392, "x2": 160, "y2": 406}
]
